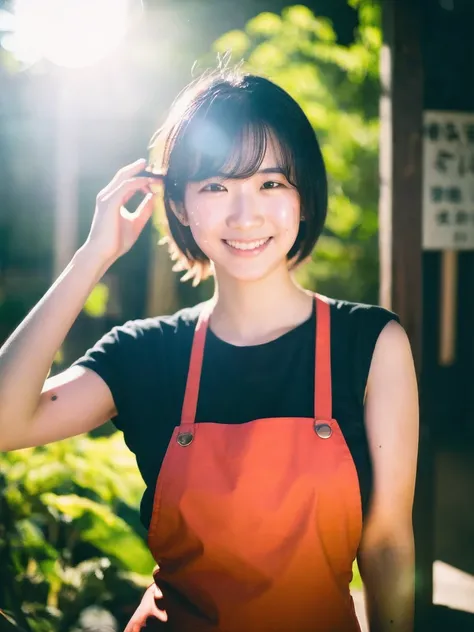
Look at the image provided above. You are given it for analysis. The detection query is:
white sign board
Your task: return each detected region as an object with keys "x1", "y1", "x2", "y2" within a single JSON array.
[{"x1": 422, "y1": 110, "x2": 474, "y2": 250}]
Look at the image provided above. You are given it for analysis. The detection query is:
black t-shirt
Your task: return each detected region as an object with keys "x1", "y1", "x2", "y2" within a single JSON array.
[{"x1": 72, "y1": 297, "x2": 399, "y2": 530}]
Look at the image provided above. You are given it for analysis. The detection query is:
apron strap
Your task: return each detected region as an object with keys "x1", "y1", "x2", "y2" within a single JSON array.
[
  {"x1": 180, "y1": 301, "x2": 213, "y2": 425},
  {"x1": 181, "y1": 295, "x2": 333, "y2": 425},
  {"x1": 314, "y1": 295, "x2": 333, "y2": 421}
]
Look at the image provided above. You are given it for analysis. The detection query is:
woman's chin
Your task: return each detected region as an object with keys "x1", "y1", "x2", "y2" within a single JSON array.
[{"x1": 198, "y1": 237, "x2": 297, "y2": 285}]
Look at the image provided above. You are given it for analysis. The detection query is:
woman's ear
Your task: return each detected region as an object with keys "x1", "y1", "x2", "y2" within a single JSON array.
[{"x1": 169, "y1": 199, "x2": 189, "y2": 226}]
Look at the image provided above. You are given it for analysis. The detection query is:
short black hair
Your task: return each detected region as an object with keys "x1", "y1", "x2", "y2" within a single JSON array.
[{"x1": 149, "y1": 67, "x2": 328, "y2": 283}]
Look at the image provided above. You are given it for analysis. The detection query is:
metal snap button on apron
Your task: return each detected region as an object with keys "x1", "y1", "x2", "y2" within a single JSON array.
[
  {"x1": 314, "y1": 423, "x2": 332, "y2": 439},
  {"x1": 177, "y1": 432, "x2": 194, "y2": 446}
]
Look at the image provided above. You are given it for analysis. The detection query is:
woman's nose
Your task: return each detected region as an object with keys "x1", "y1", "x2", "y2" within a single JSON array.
[{"x1": 226, "y1": 192, "x2": 264, "y2": 230}]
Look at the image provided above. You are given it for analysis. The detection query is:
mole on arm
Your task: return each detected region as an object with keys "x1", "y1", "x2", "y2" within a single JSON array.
[{"x1": 51, "y1": 395, "x2": 58, "y2": 401}]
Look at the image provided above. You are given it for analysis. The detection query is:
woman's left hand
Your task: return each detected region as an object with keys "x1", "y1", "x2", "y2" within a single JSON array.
[{"x1": 124, "y1": 583, "x2": 168, "y2": 631}]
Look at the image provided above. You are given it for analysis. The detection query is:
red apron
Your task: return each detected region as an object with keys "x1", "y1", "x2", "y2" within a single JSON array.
[{"x1": 147, "y1": 294, "x2": 362, "y2": 631}]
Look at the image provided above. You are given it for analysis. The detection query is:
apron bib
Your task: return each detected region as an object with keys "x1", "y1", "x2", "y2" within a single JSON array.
[{"x1": 147, "y1": 295, "x2": 362, "y2": 631}]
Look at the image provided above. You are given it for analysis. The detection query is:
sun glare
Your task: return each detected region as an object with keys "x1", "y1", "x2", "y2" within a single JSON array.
[{"x1": 4, "y1": 0, "x2": 135, "y2": 68}]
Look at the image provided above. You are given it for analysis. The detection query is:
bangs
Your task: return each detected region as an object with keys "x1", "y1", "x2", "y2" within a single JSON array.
[{"x1": 163, "y1": 92, "x2": 297, "y2": 191}]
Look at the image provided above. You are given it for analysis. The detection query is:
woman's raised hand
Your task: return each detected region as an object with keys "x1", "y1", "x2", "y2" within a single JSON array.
[{"x1": 84, "y1": 159, "x2": 161, "y2": 267}]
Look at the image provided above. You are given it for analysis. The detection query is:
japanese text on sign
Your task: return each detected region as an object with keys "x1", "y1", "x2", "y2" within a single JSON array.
[{"x1": 422, "y1": 111, "x2": 474, "y2": 250}]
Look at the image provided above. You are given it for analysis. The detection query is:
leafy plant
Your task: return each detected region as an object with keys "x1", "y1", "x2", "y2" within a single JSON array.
[
  {"x1": 211, "y1": 0, "x2": 382, "y2": 303},
  {"x1": 0, "y1": 434, "x2": 154, "y2": 631}
]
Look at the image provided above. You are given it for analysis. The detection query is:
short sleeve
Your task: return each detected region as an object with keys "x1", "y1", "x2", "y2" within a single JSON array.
[
  {"x1": 71, "y1": 320, "x2": 145, "y2": 431},
  {"x1": 353, "y1": 304, "x2": 400, "y2": 404}
]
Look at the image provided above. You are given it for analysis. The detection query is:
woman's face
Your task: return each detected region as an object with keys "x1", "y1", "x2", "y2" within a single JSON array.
[{"x1": 183, "y1": 140, "x2": 301, "y2": 283}]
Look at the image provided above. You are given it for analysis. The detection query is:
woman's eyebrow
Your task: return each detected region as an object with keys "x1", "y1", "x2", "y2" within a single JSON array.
[
  {"x1": 257, "y1": 167, "x2": 286, "y2": 175},
  {"x1": 207, "y1": 167, "x2": 287, "y2": 179}
]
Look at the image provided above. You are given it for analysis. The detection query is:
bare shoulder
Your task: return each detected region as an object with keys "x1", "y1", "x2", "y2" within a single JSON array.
[
  {"x1": 368, "y1": 319, "x2": 416, "y2": 391},
  {"x1": 374, "y1": 318, "x2": 411, "y2": 350}
]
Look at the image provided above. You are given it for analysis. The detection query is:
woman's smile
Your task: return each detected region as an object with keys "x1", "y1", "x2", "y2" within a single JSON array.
[{"x1": 223, "y1": 236, "x2": 273, "y2": 255}]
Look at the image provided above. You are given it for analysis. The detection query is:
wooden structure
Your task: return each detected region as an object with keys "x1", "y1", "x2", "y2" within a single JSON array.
[{"x1": 380, "y1": 0, "x2": 474, "y2": 629}]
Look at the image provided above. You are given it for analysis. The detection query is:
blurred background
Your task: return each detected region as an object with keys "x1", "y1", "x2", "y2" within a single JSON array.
[{"x1": 0, "y1": 0, "x2": 473, "y2": 630}]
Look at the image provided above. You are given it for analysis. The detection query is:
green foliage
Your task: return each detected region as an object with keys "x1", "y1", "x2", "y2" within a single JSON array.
[
  {"x1": 83, "y1": 284, "x2": 110, "y2": 319},
  {"x1": 213, "y1": 1, "x2": 382, "y2": 303},
  {"x1": 0, "y1": 435, "x2": 154, "y2": 631}
]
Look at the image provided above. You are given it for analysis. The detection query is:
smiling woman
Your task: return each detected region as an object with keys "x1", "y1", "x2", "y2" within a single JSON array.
[
  {"x1": 148, "y1": 71, "x2": 328, "y2": 284},
  {"x1": 0, "y1": 63, "x2": 418, "y2": 632}
]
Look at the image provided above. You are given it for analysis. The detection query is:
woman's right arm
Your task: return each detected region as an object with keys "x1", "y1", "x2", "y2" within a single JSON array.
[{"x1": 0, "y1": 159, "x2": 159, "y2": 452}]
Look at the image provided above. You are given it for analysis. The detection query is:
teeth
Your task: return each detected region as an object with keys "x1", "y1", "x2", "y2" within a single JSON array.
[{"x1": 225, "y1": 238, "x2": 269, "y2": 251}]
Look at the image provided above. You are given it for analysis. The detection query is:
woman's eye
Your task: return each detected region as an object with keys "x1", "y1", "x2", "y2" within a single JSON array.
[
  {"x1": 262, "y1": 181, "x2": 284, "y2": 190},
  {"x1": 201, "y1": 183, "x2": 225, "y2": 192}
]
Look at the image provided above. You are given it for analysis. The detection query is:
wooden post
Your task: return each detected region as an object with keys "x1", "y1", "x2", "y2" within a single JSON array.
[
  {"x1": 439, "y1": 250, "x2": 458, "y2": 366},
  {"x1": 380, "y1": 0, "x2": 434, "y2": 629},
  {"x1": 380, "y1": 0, "x2": 423, "y2": 366}
]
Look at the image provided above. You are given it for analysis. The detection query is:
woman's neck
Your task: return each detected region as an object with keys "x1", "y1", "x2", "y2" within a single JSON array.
[{"x1": 209, "y1": 265, "x2": 314, "y2": 346}]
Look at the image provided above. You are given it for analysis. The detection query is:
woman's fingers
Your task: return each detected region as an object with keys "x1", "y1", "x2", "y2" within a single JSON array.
[
  {"x1": 101, "y1": 177, "x2": 154, "y2": 209},
  {"x1": 124, "y1": 608, "x2": 166, "y2": 632},
  {"x1": 150, "y1": 602, "x2": 168, "y2": 622},
  {"x1": 99, "y1": 158, "x2": 162, "y2": 199},
  {"x1": 99, "y1": 159, "x2": 148, "y2": 197},
  {"x1": 120, "y1": 192, "x2": 155, "y2": 234},
  {"x1": 120, "y1": 183, "x2": 154, "y2": 208},
  {"x1": 151, "y1": 584, "x2": 168, "y2": 621},
  {"x1": 135, "y1": 169, "x2": 164, "y2": 180},
  {"x1": 123, "y1": 584, "x2": 168, "y2": 631},
  {"x1": 84, "y1": 160, "x2": 159, "y2": 265}
]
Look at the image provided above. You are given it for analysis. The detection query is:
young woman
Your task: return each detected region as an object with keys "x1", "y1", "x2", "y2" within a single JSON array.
[{"x1": 0, "y1": 69, "x2": 418, "y2": 631}]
